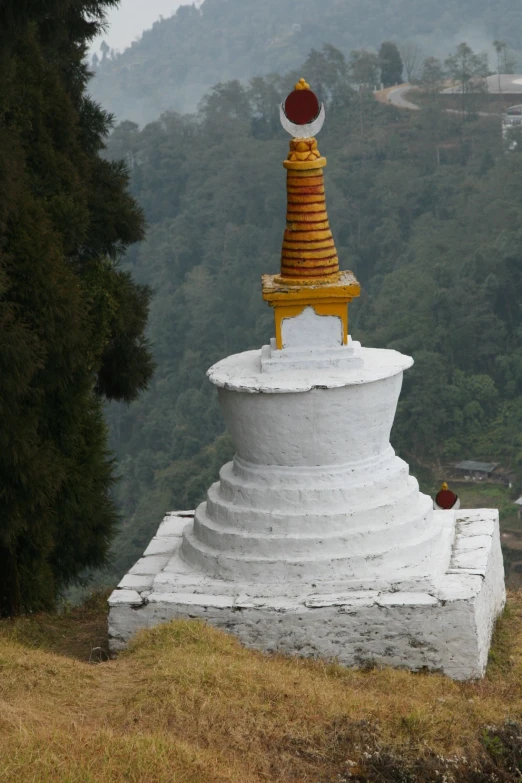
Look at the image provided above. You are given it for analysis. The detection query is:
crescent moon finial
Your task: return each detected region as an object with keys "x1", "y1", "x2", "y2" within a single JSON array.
[{"x1": 280, "y1": 102, "x2": 326, "y2": 139}]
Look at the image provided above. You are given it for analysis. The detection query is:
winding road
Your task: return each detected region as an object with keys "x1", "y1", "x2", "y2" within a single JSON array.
[
  {"x1": 386, "y1": 85, "x2": 420, "y2": 110},
  {"x1": 383, "y1": 83, "x2": 501, "y2": 118}
]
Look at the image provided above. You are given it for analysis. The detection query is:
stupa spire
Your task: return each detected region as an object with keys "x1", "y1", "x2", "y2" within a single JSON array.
[
  {"x1": 280, "y1": 78, "x2": 339, "y2": 283},
  {"x1": 262, "y1": 78, "x2": 360, "y2": 351}
]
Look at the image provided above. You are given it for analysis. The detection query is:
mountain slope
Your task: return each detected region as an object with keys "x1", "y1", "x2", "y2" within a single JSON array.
[{"x1": 89, "y1": 0, "x2": 522, "y2": 124}]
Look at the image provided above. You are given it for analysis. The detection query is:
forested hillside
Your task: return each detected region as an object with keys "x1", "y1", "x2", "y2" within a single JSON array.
[
  {"x1": 89, "y1": 0, "x2": 522, "y2": 124},
  {"x1": 94, "y1": 46, "x2": 522, "y2": 586}
]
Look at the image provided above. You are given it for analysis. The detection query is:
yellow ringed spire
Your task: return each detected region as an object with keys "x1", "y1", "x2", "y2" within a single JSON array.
[{"x1": 262, "y1": 79, "x2": 361, "y2": 349}]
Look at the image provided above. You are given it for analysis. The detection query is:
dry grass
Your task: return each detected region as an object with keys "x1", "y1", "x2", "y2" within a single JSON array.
[{"x1": 1, "y1": 591, "x2": 522, "y2": 782}]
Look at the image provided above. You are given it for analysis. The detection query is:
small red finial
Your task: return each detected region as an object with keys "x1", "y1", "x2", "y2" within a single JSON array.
[
  {"x1": 434, "y1": 482, "x2": 459, "y2": 510},
  {"x1": 284, "y1": 78, "x2": 320, "y2": 125}
]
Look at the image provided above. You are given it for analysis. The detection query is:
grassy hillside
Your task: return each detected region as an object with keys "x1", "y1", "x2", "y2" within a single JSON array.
[
  {"x1": 88, "y1": 0, "x2": 522, "y2": 123},
  {"x1": 2, "y1": 591, "x2": 522, "y2": 782}
]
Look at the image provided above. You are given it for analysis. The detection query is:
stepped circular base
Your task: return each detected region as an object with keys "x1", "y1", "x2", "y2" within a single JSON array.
[{"x1": 178, "y1": 347, "x2": 447, "y2": 587}]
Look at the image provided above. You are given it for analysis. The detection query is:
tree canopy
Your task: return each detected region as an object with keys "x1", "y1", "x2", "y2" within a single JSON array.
[
  {"x1": 445, "y1": 42, "x2": 490, "y2": 116},
  {"x1": 0, "y1": 0, "x2": 153, "y2": 615},
  {"x1": 378, "y1": 42, "x2": 403, "y2": 87}
]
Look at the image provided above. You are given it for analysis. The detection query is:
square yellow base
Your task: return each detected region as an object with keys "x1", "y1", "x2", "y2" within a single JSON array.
[{"x1": 261, "y1": 271, "x2": 360, "y2": 350}]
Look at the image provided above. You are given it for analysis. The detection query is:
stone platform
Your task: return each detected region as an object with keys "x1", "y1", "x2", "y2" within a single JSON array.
[{"x1": 109, "y1": 506, "x2": 505, "y2": 680}]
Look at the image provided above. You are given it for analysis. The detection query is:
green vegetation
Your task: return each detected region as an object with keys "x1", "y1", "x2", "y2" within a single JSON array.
[
  {"x1": 1, "y1": 590, "x2": 522, "y2": 781},
  {"x1": 419, "y1": 480, "x2": 517, "y2": 528},
  {"x1": 88, "y1": 0, "x2": 522, "y2": 123},
  {"x1": 453, "y1": 484, "x2": 517, "y2": 520},
  {"x1": 378, "y1": 41, "x2": 404, "y2": 87},
  {"x1": 412, "y1": 90, "x2": 522, "y2": 114},
  {"x1": 0, "y1": 0, "x2": 153, "y2": 615},
  {"x1": 444, "y1": 42, "x2": 490, "y2": 117}
]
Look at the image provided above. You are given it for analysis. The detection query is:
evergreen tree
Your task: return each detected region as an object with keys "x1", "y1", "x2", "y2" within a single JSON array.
[
  {"x1": 349, "y1": 49, "x2": 380, "y2": 89},
  {"x1": 445, "y1": 43, "x2": 489, "y2": 119},
  {"x1": 0, "y1": 0, "x2": 154, "y2": 615},
  {"x1": 418, "y1": 56, "x2": 445, "y2": 93},
  {"x1": 398, "y1": 42, "x2": 422, "y2": 83},
  {"x1": 100, "y1": 40, "x2": 110, "y2": 60},
  {"x1": 493, "y1": 40, "x2": 507, "y2": 91},
  {"x1": 378, "y1": 41, "x2": 403, "y2": 87}
]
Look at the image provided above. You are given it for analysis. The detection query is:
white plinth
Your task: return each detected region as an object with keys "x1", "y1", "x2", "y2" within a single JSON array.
[
  {"x1": 261, "y1": 337, "x2": 364, "y2": 372},
  {"x1": 108, "y1": 509, "x2": 505, "y2": 679},
  {"x1": 108, "y1": 346, "x2": 506, "y2": 678}
]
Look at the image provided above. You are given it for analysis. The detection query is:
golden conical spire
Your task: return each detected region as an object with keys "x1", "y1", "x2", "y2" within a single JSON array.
[
  {"x1": 262, "y1": 79, "x2": 360, "y2": 350},
  {"x1": 280, "y1": 137, "x2": 339, "y2": 283}
]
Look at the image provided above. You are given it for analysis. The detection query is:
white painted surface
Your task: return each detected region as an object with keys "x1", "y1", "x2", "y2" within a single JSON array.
[
  {"x1": 187, "y1": 346, "x2": 445, "y2": 587},
  {"x1": 281, "y1": 307, "x2": 342, "y2": 348},
  {"x1": 279, "y1": 102, "x2": 326, "y2": 139},
  {"x1": 108, "y1": 345, "x2": 505, "y2": 679},
  {"x1": 108, "y1": 509, "x2": 506, "y2": 680},
  {"x1": 208, "y1": 346, "x2": 413, "y2": 393},
  {"x1": 261, "y1": 337, "x2": 364, "y2": 372},
  {"x1": 435, "y1": 497, "x2": 461, "y2": 510}
]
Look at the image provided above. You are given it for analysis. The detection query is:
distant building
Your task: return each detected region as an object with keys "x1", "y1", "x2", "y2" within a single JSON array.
[
  {"x1": 502, "y1": 104, "x2": 522, "y2": 149},
  {"x1": 454, "y1": 460, "x2": 499, "y2": 480},
  {"x1": 515, "y1": 497, "x2": 522, "y2": 519}
]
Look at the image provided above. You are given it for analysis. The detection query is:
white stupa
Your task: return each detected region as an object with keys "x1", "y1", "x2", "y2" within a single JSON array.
[{"x1": 109, "y1": 79, "x2": 505, "y2": 679}]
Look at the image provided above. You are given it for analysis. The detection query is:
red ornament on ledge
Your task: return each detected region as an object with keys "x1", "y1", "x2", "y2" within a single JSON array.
[
  {"x1": 434, "y1": 482, "x2": 460, "y2": 510},
  {"x1": 284, "y1": 78, "x2": 320, "y2": 125}
]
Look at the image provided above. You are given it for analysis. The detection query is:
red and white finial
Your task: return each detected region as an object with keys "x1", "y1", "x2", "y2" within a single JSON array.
[{"x1": 280, "y1": 78, "x2": 325, "y2": 139}]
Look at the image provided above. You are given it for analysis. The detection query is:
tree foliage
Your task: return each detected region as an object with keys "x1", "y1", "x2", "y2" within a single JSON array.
[
  {"x1": 445, "y1": 43, "x2": 489, "y2": 118},
  {"x1": 378, "y1": 41, "x2": 403, "y2": 87},
  {"x1": 417, "y1": 56, "x2": 445, "y2": 93},
  {"x1": 0, "y1": 0, "x2": 153, "y2": 615},
  {"x1": 399, "y1": 42, "x2": 423, "y2": 83},
  {"x1": 349, "y1": 50, "x2": 380, "y2": 90}
]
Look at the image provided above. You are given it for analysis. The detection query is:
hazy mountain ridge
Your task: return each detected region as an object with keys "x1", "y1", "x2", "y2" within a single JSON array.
[{"x1": 89, "y1": 0, "x2": 522, "y2": 124}]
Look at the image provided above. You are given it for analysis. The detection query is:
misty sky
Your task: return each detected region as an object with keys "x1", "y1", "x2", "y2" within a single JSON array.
[{"x1": 91, "y1": 0, "x2": 200, "y2": 55}]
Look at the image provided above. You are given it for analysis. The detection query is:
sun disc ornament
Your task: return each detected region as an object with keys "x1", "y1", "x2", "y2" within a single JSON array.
[
  {"x1": 434, "y1": 482, "x2": 460, "y2": 511},
  {"x1": 280, "y1": 78, "x2": 326, "y2": 139}
]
